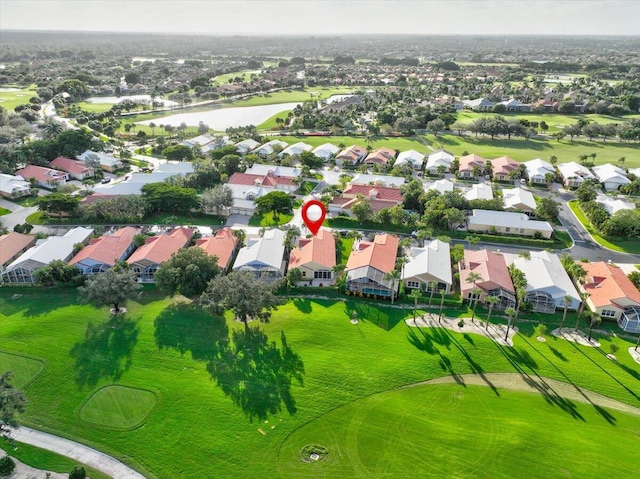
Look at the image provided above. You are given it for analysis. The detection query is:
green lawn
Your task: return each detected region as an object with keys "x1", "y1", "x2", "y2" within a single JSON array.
[
  {"x1": 76, "y1": 101, "x2": 116, "y2": 113},
  {"x1": 248, "y1": 211, "x2": 294, "y2": 226},
  {"x1": 336, "y1": 236, "x2": 355, "y2": 265},
  {"x1": 273, "y1": 134, "x2": 429, "y2": 153},
  {"x1": 296, "y1": 180, "x2": 317, "y2": 195},
  {"x1": 231, "y1": 86, "x2": 355, "y2": 107},
  {"x1": 256, "y1": 110, "x2": 293, "y2": 130},
  {"x1": 80, "y1": 385, "x2": 157, "y2": 429},
  {"x1": 27, "y1": 211, "x2": 226, "y2": 227},
  {"x1": 1, "y1": 289, "x2": 639, "y2": 478},
  {"x1": 0, "y1": 84, "x2": 38, "y2": 111},
  {"x1": 567, "y1": 200, "x2": 640, "y2": 254},
  {"x1": 0, "y1": 206, "x2": 11, "y2": 216},
  {"x1": 0, "y1": 351, "x2": 44, "y2": 388}
]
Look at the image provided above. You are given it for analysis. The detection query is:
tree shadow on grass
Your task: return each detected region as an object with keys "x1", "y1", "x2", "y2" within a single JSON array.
[
  {"x1": 548, "y1": 346, "x2": 568, "y2": 362},
  {"x1": 154, "y1": 303, "x2": 228, "y2": 361},
  {"x1": 207, "y1": 327, "x2": 305, "y2": 422},
  {"x1": 292, "y1": 298, "x2": 313, "y2": 314},
  {"x1": 346, "y1": 301, "x2": 404, "y2": 331},
  {"x1": 406, "y1": 326, "x2": 465, "y2": 386},
  {"x1": 70, "y1": 315, "x2": 139, "y2": 389}
]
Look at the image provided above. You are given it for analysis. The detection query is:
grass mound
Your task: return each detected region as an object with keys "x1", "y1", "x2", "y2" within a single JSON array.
[
  {"x1": 80, "y1": 385, "x2": 157, "y2": 429},
  {"x1": 0, "y1": 351, "x2": 44, "y2": 388}
]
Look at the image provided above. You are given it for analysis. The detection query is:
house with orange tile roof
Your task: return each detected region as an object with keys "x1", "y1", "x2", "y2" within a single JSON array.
[
  {"x1": 458, "y1": 154, "x2": 487, "y2": 179},
  {"x1": 0, "y1": 232, "x2": 36, "y2": 272},
  {"x1": 70, "y1": 226, "x2": 140, "y2": 274},
  {"x1": 345, "y1": 234, "x2": 399, "y2": 297},
  {"x1": 49, "y1": 156, "x2": 94, "y2": 181},
  {"x1": 196, "y1": 227, "x2": 239, "y2": 273},
  {"x1": 15, "y1": 165, "x2": 68, "y2": 189},
  {"x1": 288, "y1": 228, "x2": 336, "y2": 286},
  {"x1": 363, "y1": 147, "x2": 396, "y2": 166},
  {"x1": 578, "y1": 262, "x2": 640, "y2": 333},
  {"x1": 491, "y1": 156, "x2": 521, "y2": 181},
  {"x1": 127, "y1": 227, "x2": 194, "y2": 282},
  {"x1": 329, "y1": 183, "x2": 403, "y2": 216},
  {"x1": 459, "y1": 249, "x2": 515, "y2": 310},
  {"x1": 335, "y1": 145, "x2": 367, "y2": 167},
  {"x1": 228, "y1": 172, "x2": 297, "y2": 192}
]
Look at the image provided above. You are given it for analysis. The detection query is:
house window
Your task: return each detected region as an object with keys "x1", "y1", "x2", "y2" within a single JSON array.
[
  {"x1": 468, "y1": 291, "x2": 481, "y2": 300},
  {"x1": 519, "y1": 229, "x2": 525, "y2": 234},
  {"x1": 407, "y1": 281, "x2": 420, "y2": 289},
  {"x1": 601, "y1": 309, "x2": 617, "y2": 318},
  {"x1": 302, "y1": 271, "x2": 306, "y2": 277},
  {"x1": 314, "y1": 270, "x2": 331, "y2": 279},
  {"x1": 505, "y1": 227, "x2": 511, "y2": 233}
]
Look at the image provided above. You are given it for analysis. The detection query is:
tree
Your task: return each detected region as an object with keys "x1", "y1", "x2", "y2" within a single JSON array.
[
  {"x1": 586, "y1": 312, "x2": 601, "y2": 343},
  {"x1": 485, "y1": 295, "x2": 499, "y2": 331},
  {"x1": 470, "y1": 287, "x2": 482, "y2": 323},
  {"x1": 438, "y1": 289, "x2": 446, "y2": 322},
  {"x1": 286, "y1": 267, "x2": 304, "y2": 289},
  {"x1": 465, "y1": 271, "x2": 483, "y2": 324},
  {"x1": 409, "y1": 288, "x2": 421, "y2": 321},
  {"x1": 201, "y1": 185, "x2": 233, "y2": 216},
  {"x1": 69, "y1": 466, "x2": 87, "y2": 479},
  {"x1": 504, "y1": 307, "x2": 516, "y2": 341},
  {"x1": 200, "y1": 271, "x2": 285, "y2": 328},
  {"x1": 384, "y1": 269, "x2": 401, "y2": 304},
  {"x1": 299, "y1": 151, "x2": 323, "y2": 169},
  {"x1": 141, "y1": 183, "x2": 200, "y2": 215},
  {"x1": 162, "y1": 144, "x2": 195, "y2": 162},
  {"x1": 351, "y1": 196, "x2": 373, "y2": 223},
  {"x1": 0, "y1": 371, "x2": 27, "y2": 440},
  {"x1": 559, "y1": 295, "x2": 573, "y2": 331},
  {"x1": 78, "y1": 265, "x2": 141, "y2": 314},
  {"x1": 155, "y1": 248, "x2": 220, "y2": 298},
  {"x1": 36, "y1": 193, "x2": 80, "y2": 218},
  {"x1": 254, "y1": 191, "x2": 293, "y2": 220},
  {"x1": 428, "y1": 281, "x2": 438, "y2": 307},
  {"x1": 34, "y1": 259, "x2": 81, "y2": 287},
  {"x1": 535, "y1": 197, "x2": 559, "y2": 222},
  {"x1": 0, "y1": 456, "x2": 16, "y2": 476},
  {"x1": 628, "y1": 271, "x2": 640, "y2": 291},
  {"x1": 465, "y1": 234, "x2": 480, "y2": 250}
]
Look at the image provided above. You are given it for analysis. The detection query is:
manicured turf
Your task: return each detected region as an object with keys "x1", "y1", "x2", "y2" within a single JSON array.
[
  {"x1": 231, "y1": 86, "x2": 355, "y2": 107},
  {"x1": 80, "y1": 385, "x2": 157, "y2": 429},
  {"x1": 0, "y1": 206, "x2": 11, "y2": 216},
  {"x1": 0, "y1": 84, "x2": 38, "y2": 111},
  {"x1": 0, "y1": 351, "x2": 44, "y2": 388},
  {"x1": 256, "y1": 110, "x2": 293, "y2": 130},
  {"x1": 1, "y1": 289, "x2": 639, "y2": 478},
  {"x1": 273, "y1": 134, "x2": 429, "y2": 153},
  {"x1": 277, "y1": 383, "x2": 640, "y2": 478},
  {"x1": 248, "y1": 211, "x2": 294, "y2": 226}
]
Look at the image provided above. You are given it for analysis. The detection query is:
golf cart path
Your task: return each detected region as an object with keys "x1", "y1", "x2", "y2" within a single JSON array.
[
  {"x1": 412, "y1": 373, "x2": 640, "y2": 417},
  {"x1": 10, "y1": 427, "x2": 146, "y2": 479}
]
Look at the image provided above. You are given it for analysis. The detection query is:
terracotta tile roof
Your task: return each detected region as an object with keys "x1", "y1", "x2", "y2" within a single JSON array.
[
  {"x1": 15, "y1": 165, "x2": 67, "y2": 184},
  {"x1": 459, "y1": 154, "x2": 487, "y2": 172},
  {"x1": 364, "y1": 147, "x2": 396, "y2": 164},
  {"x1": 228, "y1": 172, "x2": 295, "y2": 187},
  {"x1": 346, "y1": 234, "x2": 399, "y2": 274},
  {"x1": 289, "y1": 228, "x2": 336, "y2": 270},
  {"x1": 49, "y1": 157, "x2": 92, "y2": 176},
  {"x1": 492, "y1": 156, "x2": 520, "y2": 176},
  {"x1": 127, "y1": 227, "x2": 194, "y2": 265},
  {"x1": 70, "y1": 226, "x2": 140, "y2": 267},
  {"x1": 196, "y1": 227, "x2": 238, "y2": 270},
  {"x1": 460, "y1": 249, "x2": 514, "y2": 295},
  {"x1": 342, "y1": 184, "x2": 403, "y2": 203},
  {"x1": 580, "y1": 262, "x2": 640, "y2": 308},
  {"x1": 336, "y1": 145, "x2": 367, "y2": 162},
  {"x1": 0, "y1": 232, "x2": 36, "y2": 267}
]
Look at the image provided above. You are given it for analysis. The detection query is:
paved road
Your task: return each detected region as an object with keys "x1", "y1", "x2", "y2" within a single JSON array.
[{"x1": 11, "y1": 427, "x2": 146, "y2": 479}]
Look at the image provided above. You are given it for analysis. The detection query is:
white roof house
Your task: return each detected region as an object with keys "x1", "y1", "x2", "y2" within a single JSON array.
[
  {"x1": 77, "y1": 150, "x2": 123, "y2": 171},
  {"x1": 253, "y1": 140, "x2": 289, "y2": 157},
  {"x1": 226, "y1": 183, "x2": 277, "y2": 215},
  {"x1": 232, "y1": 228, "x2": 286, "y2": 280},
  {"x1": 96, "y1": 162, "x2": 194, "y2": 195},
  {"x1": 523, "y1": 159, "x2": 555, "y2": 183},
  {"x1": 278, "y1": 141, "x2": 313, "y2": 158},
  {"x1": 235, "y1": 138, "x2": 261, "y2": 154},
  {"x1": 1, "y1": 227, "x2": 93, "y2": 284},
  {"x1": 464, "y1": 183, "x2": 494, "y2": 201},
  {"x1": 592, "y1": 163, "x2": 631, "y2": 191},
  {"x1": 402, "y1": 239, "x2": 452, "y2": 294},
  {"x1": 503, "y1": 251, "x2": 581, "y2": 312},
  {"x1": 312, "y1": 143, "x2": 340, "y2": 161},
  {"x1": 468, "y1": 210, "x2": 554, "y2": 239},
  {"x1": 463, "y1": 98, "x2": 494, "y2": 110},
  {"x1": 502, "y1": 187, "x2": 537, "y2": 214},
  {"x1": 181, "y1": 133, "x2": 216, "y2": 148},
  {"x1": 351, "y1": 174, "x2": 406, "y2": 188},
  {"x1": 595, "y1": 194, "x2": 636, "y2": 215},
  {"x1": 0, "y1": 173, "x2": 31, "y2": 198},
  {"x1": 427, "y1": 178, "x2": 455, "y2": 194},
  {"x1": 395, "y1": 150, "x2": 425, "y2": 169},
  {"x1": 244, "y1": 164, "x2": 301, "y2": 178},
  {"x1": 628, "y1": 167, "x2": 640, "y2": 177},
  {"x1": 557, "y1": 161, "x2": 596, "y2": 187},
  {"x1": 425, "y1": 150, "x2": 454, "y2": 174}
]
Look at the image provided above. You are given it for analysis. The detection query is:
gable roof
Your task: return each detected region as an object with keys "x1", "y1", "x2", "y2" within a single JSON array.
[
  {"x1": 502, "y1": 187, "x2": 536, "y2": 211},
  {"x1": 228, "y1": 172, "x2": 295, "y2": 188},
  {"x1": 254, "y1": 140, "x2": 288, "y2": 155},
  {"x1": 395, "y1": 150, "x2": 425, "y2": 167},
  {"x1": 244, "y1": 164, "x2": 301, "y2": 178},
  {"x1": 460, "y1": 249, "x2": 514, "y2": 294},
  {"x1": 428, "y1": 178, "x2": 455, "y2": 194},
  {"x1": 15, "y1": 165, "x2": 67, "y2": 184},
  {"x1": 336, "y1": 145, "x2": 367, "y2": 161},
  {"x1": 402, "y1": 239, "x2": 452, "y2": 286},
  {"x1": 196, "y1": 227, "x2": 238, "y2": 270},
  {"x1": 491, "y1": 156, "x2": 520, "y2": 176},
  {"x1": 459, "y1": 154, "x2": 487, "y2": 172},
  {"x1": 279, "y1": 141, "x2": 313, "y2": 157},
  {"x1": 464, "y1": 183, "x2": 494, "y2": 201},
  {"x1": 346, "y1": 234, "x2": 398, "y2": 274},
  {"x1": 557, "y1": 161, "x2": 595, "y2": 181},
  {"x1": 0, "y1": 173, "x2": 30, "y2": 195},
  {"x1": 235, "y1": 138, "x2": 261, "y2": 153},
  {"x1": 49, "y1": 157, "x2": 92, "y2": 176},
  {"x1": 363, "y1": 147, "x2": 396, "y2": 164},
  {"x1": 233, "y1": 228, "x2": 286, "y2": 270},
  {"x1": 580, "y1": 261, "x2": 640, "y2": 308},
  {"x1": 592, "y1": 163, "x2": 631, "y2": 184},
  {"x1": 469, "y1": 209, "x2": 553, "y2": 232},
  {"x1": 288, "y1": 228, "x2": 336, "y2": 271},
  {"x1": 312, "y1": 143, "x2": 340, "y2": 158},
  {"x1": 0, "y1": 232, "x2": 36, "y2": 267},
  {"x1": 127, "y1": 227, "x2": 194, "y2": 265},
  {"x1": 351, "y1": 174, "x2": 406, "y2": 188},
  {"x1": 342, "y1": 183, "x2": 403, "y2": 202},
  {"x1": 524, "y1": 158, "x2": 555, "y2": 178},
  {"x1": 70, "y1": 226, "x2": 140, "y2": 267}
]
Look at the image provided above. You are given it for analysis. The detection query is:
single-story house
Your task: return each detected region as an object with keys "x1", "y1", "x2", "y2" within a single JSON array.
[
  {"x1": 232, "y1": 228, "x2": 286, "y2": 281},
  {"x1": 402, "y1": 239, "x2": 452, "y2": 294},
  {"x1": 351, "y1": 174, "x2": 406, "y2": 188},
  {"x1": 578, "y1": 261, "x2": 640, "y2": 332},
  {"x1": 498, "y1": 99, "x2": 531, "y2": 112},
  {"x1": 77, "y1": 150, "x2": 123, "y2": 172},
  {"x1": 459, "y1": 249, "x2": 515, "y2": 310},
  {"x1": 595, "y1": 194, "x2": 636, "y2": 215},
  {"x1": 288, "y1": 228, "x2": 336, "y2": 286},
  {"x1": 628, "y1": 167, "x2": 640, "y2": 178},
  {"x1": 330, "y1": 183, "x2": 403, "y2": 215},
  {"x1": 96, "y1": 162, "x2": 194, "y2": 195},
  {"x1": 278, "y1": 141, "x2": 313, "y2": 158},
  {"x1": 557, "y1": 161, "x2": 596, "y2": 188},
  {"x1": 235, "y1": 138, "x2": 261, "y2": 154},
  {"x1": 345, "y1": 234, "x2": 399, "y2": 297},
  {"x1": 503, "y1": 251, "x2": 581, "y2": 313},
  {"x1": 467, "y1": 209, "x2": 554, "y2": 239},
  {"x1": 458, "y1": 154, "x2": 487, "y2": 178},
  {"x1": 253, "y1": 140, "x2": 289, "y2": 157},
  {"x1": 335, "y1": 145, "x2": 367, "y2": 167},
  {"x1": 228, "y1": 171, "x2": 297, "y2": 193},
  {"x1": 502, "y1": 187, "x2": 537, "y2": 215},
  {"x1": 70, "y1": 226, "x2": 141, "y2": 274},
  {"x1": 427, "y1": 178, "x2": 455, "y2": 194},
  {"x1": 0, "y1": 173, "x2": 31, "y2": 199},
  {"x1": 127, "y1": 227, "x2": 194, "y2": 283},
  {"x1": 181, "y1": 133, "x2": 217, "y2": 150},
  {"x1": 464, "y1": 183, "x2": 494, "y2": 201},
  {"x1": 244, "y1": 164, "x2": 301, "y2": 178},
  {"x1": 196, "y1": 227, "x2": 239, "y2": 273},
  {"x1": 1, "y1": 227, "x2": 93, "y2": 284},
  {"x1": 425, "y1": 149, "x2": 454, "y2": 175},
  {"x1": 394, "y1": 150, "x2": 425, "y2": 170},
  {"x1": 15, "y1": 165, "x2": 68, "y2": 189},
  {"x1": 312, "y1": 143, "x2": 340, "y2": 162},
  {"x1": 0, "y1": 232, "x2": 36, "y2": 273},
  {"x1": 463, "y1": 98, "x2": 494, "y2": 111},
  {"x1": 523, "y1": 159, "x2": 555, "y2": 184},
  {"x1": 491, "y1": 156, "x2": 520, "y2": 181},
  {"x1": 226, "y1": 183, "x2": 276, "y2": 216},
  {"x1": 49, "y1": 156, "x2": 94, "y2": 181},
  {"x1": 363, "y1": 147, "x2": 396, "y2": 166},
  {"x1": 592, "y1": 163, "x2": 631, "y2": 191}
]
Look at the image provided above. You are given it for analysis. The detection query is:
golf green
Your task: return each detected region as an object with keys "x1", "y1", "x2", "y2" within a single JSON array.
[{"x1": 80, "y1": 385, "x2": 157, "y2": 429}]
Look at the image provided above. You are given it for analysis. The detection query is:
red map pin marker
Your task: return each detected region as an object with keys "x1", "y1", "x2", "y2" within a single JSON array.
[{"x1": 301, "y1": 200, "x2": 326, "y2": 235}]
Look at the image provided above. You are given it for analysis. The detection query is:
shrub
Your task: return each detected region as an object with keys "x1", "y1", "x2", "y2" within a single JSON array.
[
  {"x1": 69, "y1": 466, "x2": 86, "y2": 479},
  {"x1": 610, "y1": 343, "x2": 619, "y2": 354},
  {"x1": 457, "y1": 319, "x2": 465, "y2": 328},
  {"x1": 0, "y1": 456, "x2": 16, "y2": 476},
  {"x1": 534, "y1": 323, "x2": 548, "y2": 337}
]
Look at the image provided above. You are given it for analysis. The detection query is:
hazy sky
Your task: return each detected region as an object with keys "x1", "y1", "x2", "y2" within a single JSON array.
[{"x1": 1, "y1": 0, "x2": 639, "y2": 36}]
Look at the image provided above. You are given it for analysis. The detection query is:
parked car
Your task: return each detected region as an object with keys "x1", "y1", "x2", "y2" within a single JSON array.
[{"x1": 101, "y1": 178, "x2": 111, "y2": 184}]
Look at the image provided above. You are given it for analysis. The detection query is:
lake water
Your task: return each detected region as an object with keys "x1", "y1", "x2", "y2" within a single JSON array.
[
  {"x1": 137, "y1": 102, "x2": 300, "y2": 129},
  {"x1": 0, "y1": 87, "x2": 22, "y2": 92},
  {"x1": 85, "y1": 95, "x2": 178, "y2": 107}
]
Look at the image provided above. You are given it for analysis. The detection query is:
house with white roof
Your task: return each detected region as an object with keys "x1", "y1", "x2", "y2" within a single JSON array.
[
  {"x1": 0, "y1": 173, "x2": 31, "y2": 199},
  {"x1": 498, "y1": 99, "x2": 530, "y2": 112},
  {"x1": 181, "y1": 133, "x2": 217, "y2": 150},
  {"x1": 592, "y1": 163, "x2": 631, "y2": 191},
  {"x1": 232, "y1": 229, "x2": 286, "y2": 281},
  {"x1": 427, "y1": 178, "x2": 455, "y2": 194},
  {"x1": 312, "y1": 143, "x2": 340, "y2": 162},
  {"x1": 402, "y1": 239, "x2": 452, "y2": 294},
  {"x1": 97, "y1": 162, "x2": 194, "y2": 195},
  {"x1": 226, "y1": 183, "x2": 275, "y2": 216},
  {"x1": 502, "y1": 187, "x2": 537, "y2": 215},
  {"x1": 394, "y1": 150, "x2": 425, "y2": 170},
  {"x1": 557, "y1": 161, "x2": 596, "y2": 188},
  {"x1": 503, "y1": 251, "x2": 581, "y2": 313},
  {"x1": 595, "y1": 194, "x2": 636, "y2": 215},
  {"x1": 244, "y1": 164, "x2": 301, "y2": 178},
  {"x1": 351, "y1": 174, "x2": 406, "y2": 188},
  {"x1": 1, "y1": 227, "x2": 93, "y2": 284},
  {"x1": 523, "y1": 158, "x2": 555, "y2": 184},
  {"x1": 464, "y1": 183, "x2": 493, "y2": 201},
  {"x1": 467, "y1": 210, "x2": 553, "y2": 239},
  {"x1": 628, "y1": 167, "x2": 640, "y2": 178},
  {"x1": 77, "y1": 150, "x2": 123, "y2": 172},
  {"x1": 235, "y1": 138, "x2": 261, "y2": 154},
  {"x1": 425, "y1": 150, "x2": 454, "y2": 175},
  {"x1": 463, "y1": 98, "x2": 494, "y2": 111},
  {"x1": 253, "y1": 140, "x2": 289, "y2": 157},
  {"x1": 278, "y1": 141, "x2": 313, "y2": 158}
]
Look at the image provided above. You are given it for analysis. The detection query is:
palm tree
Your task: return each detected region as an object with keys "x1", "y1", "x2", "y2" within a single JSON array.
[
  {"x1": 575, "y1": 292, "x2": 590, "y2": 332},
  {"x1": 428, "y1": 281, "x2": 438, "y2": 306},
  {"x1": 559, "y1": 295, "x2": 572, "y2": 332},
  {"x1": 470, "y1": 287, "x2": 482, "y2": 323},
  {"x1": 465, "y1": 271, "x2": 483, "y2": 323},
  {"x1": 635, "y1": 335, "x2": 640, "y2": 352},
  {"x1": 384, "y1": 269, "x2": 401, "y2": 305},
  {"x1": 618, "y1": 156, "x2": 626, "y2": 166},
  {"x1": 409, "y1": 288, "x2": 421, "y2": 321},
  {"x1": 416, "y1": 229, "x2": 432, "y2": 247},
  {"x1": 438, "y1": 289, "x2": 446, "y2": 322},
  {"x1": 465, "y1": 234, "x2": 480, "y2": 250},
  {"x1": 485, "y1": 295, "x2": 499, "y2": 331},
  {"x1": 504, "y1": 307, "x2": 516, "y2": 341},
  {"x1": 149, "y1": 122, "x2": 156, "y2": 138},
  {"x1": 586, "y1": 313, "x2": 601, "y2": 343}
]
